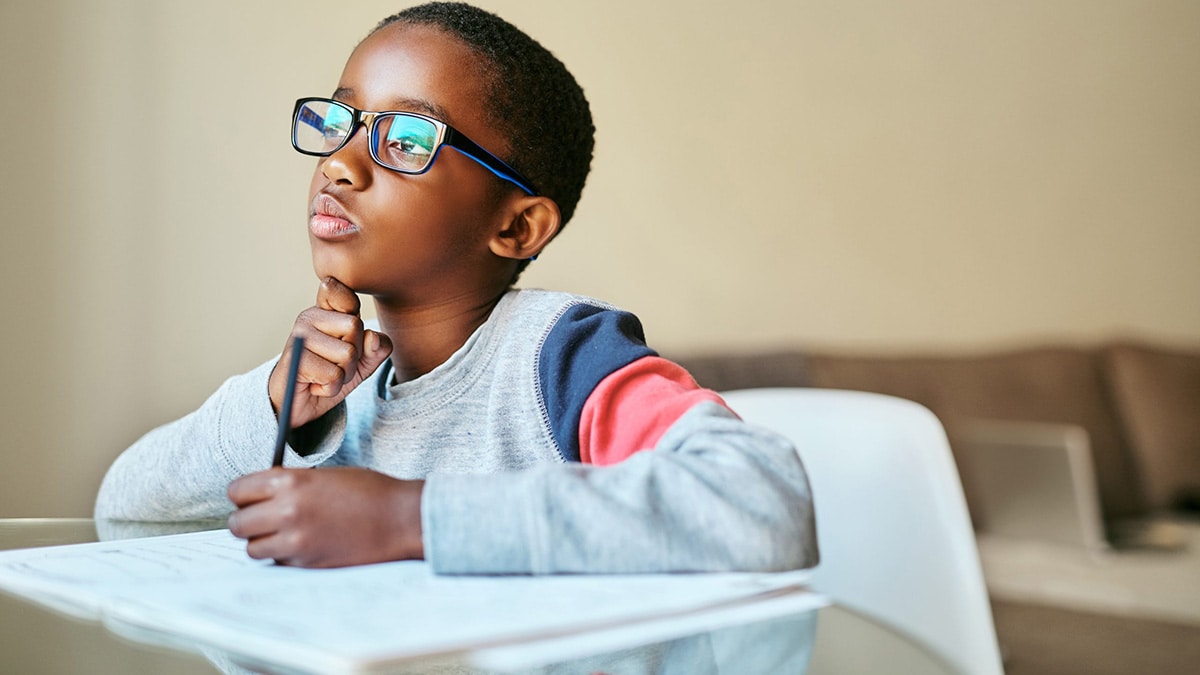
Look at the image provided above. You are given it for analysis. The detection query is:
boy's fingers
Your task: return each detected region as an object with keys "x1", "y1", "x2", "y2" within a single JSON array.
[
  {"x1": 227, "y1": 503, "x2": 277, "y2": 540},
  {"x1": 227, "y1": 469, "x2": 284, "y2": 506},
  {"x1": 316, "y1": 277, "x2": 360, "y2": 315},
  {"x1": 298, "y1": 307, "x2": 363, "y2": 342},
  {"x1": 244, "y1": 533, "x2": 286, "y2": 562},
  {"x1": 298, "y1": 328, "x2": 359, "y2": 377},
  {"x1": 298, "y1": 354, "x2": 347, "y2": 396}
]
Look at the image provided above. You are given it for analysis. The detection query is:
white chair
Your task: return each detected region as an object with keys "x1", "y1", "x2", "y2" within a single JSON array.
[{"x1": 721, "y1": 388, "x2": 1004, "y2": 675}]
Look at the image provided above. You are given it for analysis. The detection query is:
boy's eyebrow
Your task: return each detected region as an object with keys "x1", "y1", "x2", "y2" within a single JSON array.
[{"x1": 331, "y1": 87, "x2": 451, "y2": 122}]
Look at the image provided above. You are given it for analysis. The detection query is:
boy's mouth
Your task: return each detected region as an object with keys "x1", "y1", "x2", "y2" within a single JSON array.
[{"x1": 310, "y1": 193, "x2": 359, "y2": 241}]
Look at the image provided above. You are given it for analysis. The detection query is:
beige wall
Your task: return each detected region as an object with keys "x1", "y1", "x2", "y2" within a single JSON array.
[{"x1": 1, "y1": 0, "x2": 1197, "y2": 516}]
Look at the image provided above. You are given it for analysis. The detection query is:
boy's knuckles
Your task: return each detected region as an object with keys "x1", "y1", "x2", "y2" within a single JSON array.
[
  {"x1": 304, "y1": 312, "x2": 359, "y2": 340},
  {"x1": 270, "y1": 470, "x2": 301, "y2": 492},
  {"x1": 278, "y1": 502, "x2": 301, "y2": 526},
  {"x1": 338, "y1": 343, "x2": 360, "y2": 368},
  {"x1": 284, "y1": 529, "x2": 308, "y2": 553},
  {"x1": 316, "y1": 338, "x2": 355, "y2": 365},
  {"x1": 295, "y1": 308, "x2": 324, "y2": 329}
]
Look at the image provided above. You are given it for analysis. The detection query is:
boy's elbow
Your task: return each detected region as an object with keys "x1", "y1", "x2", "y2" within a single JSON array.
[
  {"x1": 756, "y1": 497, "x2": 820, "y2": 572},
  {"x1": 712, "y1": 479, "x2": 819, "y2": 572},
  {"x1": 781, "y1": 509, "x2": 821, "y2": 571},
  {"x1": 751, "y1": 447, "x2": 820, "y2": 571},
  {"x1": 704, "y1": 514, "x2": 817, "y2": 573},
  {"x1": 702, "y1": 438, "x2": 820, "y2": 571}
]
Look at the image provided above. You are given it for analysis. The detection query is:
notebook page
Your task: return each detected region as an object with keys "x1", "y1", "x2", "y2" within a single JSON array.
[
  {"x1": 103, "y1": 562, "x2": 812, "y2": 673},
  {"x1": 0, "y1": 529, "x2": 265, "y2": 618}
]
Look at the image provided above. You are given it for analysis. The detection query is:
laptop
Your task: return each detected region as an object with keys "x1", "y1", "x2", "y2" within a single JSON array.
[{"x1": 957, "y1": 419, "x2": 1188, "y2": 552}]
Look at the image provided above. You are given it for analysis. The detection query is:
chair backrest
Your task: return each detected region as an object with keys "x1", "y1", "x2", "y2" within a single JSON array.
[{"x1": 721, "y1": 388, "x2": 1003, "y2": 675}]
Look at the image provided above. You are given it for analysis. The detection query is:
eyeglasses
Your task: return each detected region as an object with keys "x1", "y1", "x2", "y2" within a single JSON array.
[{"x1": 291, "y1": 97, "x2": 537, "y2": 196}]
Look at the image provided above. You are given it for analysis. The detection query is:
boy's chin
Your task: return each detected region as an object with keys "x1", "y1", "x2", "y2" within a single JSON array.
[
  {"x1": 310, "y1": 253, "x2": 358, "y2": 290},
  {"x1": 310, "y1": 266, "x2": 388, "y2": 300}
]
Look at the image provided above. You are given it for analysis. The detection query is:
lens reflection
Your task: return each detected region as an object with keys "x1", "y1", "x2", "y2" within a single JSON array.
[
  {"x1": 294, "y1": 100, "x2": 354, "y2": 154},
  {"x1": 376, "y1": 115, "x2": 437, "y2": 171}
]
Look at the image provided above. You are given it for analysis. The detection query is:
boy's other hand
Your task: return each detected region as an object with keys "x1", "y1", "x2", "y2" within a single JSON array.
[
  {"x1": 269, "y1": 277, "x2": 393, "y2": 429},
  {"x1": 226, "y1": 467, "x2": 424, "y2": 567}
]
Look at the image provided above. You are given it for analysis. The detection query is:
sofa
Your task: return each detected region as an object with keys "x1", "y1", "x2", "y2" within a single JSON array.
[{"x1": 673, "y1": 340, "x2": 1200, "y2": 531}]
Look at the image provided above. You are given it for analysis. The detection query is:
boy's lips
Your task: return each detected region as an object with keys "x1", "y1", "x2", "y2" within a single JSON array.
[{"x1": 310, "y1": 193, "x2": 360, "y2": 241}]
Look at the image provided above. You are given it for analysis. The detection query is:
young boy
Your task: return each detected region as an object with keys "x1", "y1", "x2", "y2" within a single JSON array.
[{"x1": 95, "y1": 2, "x2": 817, "y2": 575}]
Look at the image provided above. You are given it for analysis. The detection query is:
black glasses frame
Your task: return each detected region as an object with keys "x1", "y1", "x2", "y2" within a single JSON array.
[{"x1": 291, "y1": 97, "x2": 537, "y2": 196}]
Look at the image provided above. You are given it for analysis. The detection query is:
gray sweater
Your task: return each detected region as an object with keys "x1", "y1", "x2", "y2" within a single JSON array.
[{"x1": 96, "y1": 290, "x2": 817, "y2": 574}]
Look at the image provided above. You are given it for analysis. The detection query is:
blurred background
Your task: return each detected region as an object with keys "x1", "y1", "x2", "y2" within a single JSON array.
[{"x1": 0, "y1": 0, "x2": 1196, "y2": 519}]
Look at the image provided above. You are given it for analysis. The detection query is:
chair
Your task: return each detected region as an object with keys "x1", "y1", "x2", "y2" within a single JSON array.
[{"x1": 721, "y1": 388, "x2": 1004, "y2": 675}]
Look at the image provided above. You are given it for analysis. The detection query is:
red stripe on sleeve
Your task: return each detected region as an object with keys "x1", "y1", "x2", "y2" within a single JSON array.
[{"x1": 578, "y1": 356, "x2": 729, "y2": 466}]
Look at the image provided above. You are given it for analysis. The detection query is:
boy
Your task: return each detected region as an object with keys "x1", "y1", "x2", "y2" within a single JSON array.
[{"x1": 96, "y1": 2, "x2": 817, "y2": 575}]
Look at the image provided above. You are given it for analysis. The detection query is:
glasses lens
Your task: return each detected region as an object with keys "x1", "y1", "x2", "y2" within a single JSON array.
[
  {"x1": 294, "y1": 100, "x2": 354, "y2": 154},
  {"x1": 375, "y1": 114, "x2": 438, "y2": 171}
]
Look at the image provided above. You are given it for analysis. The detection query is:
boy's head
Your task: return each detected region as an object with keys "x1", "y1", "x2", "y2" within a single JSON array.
[
  {"x1": 301, "y1": 3, "x2": 593, "y2": 297},
  {"x1": 374, "y1": 3, "x2": 595, "y2": 232}
]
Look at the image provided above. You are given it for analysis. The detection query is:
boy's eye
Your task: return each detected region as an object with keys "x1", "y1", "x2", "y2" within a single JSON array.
[
  {"x1": 379, "y1": 116, "x2": 436, "y2": 169},
  {"x1": 383, "y1": 136, "x2": 433, "y2": 167},
  {"x1": 385, "y1": 136, "x2": 432, "y2": 156}
]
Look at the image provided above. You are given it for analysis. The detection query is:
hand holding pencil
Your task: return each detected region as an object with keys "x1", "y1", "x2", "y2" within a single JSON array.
[
  {"x1": 227, "y1": 277, "x2": 422, "y2": 568},
  {"x1": 229, "y1": 332, "x2": 425, "y2": 566}
]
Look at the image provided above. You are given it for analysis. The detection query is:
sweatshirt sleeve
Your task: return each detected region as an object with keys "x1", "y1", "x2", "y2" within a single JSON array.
[
  {"x1": 94, "y1": 358, "x2": 347, "y2": 521},
  {"x1": 421, "y1": 401, "x2": 819, "y2": 574},
  {"x1": 578, "y1": 356, "x2": 728, "y2": 466},
  {"x1": 420, "y1": 303, "x2": 818, "y2": 574}
]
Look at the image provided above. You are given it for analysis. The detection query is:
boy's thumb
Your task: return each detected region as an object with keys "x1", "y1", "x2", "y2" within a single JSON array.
[{"x1": 360, "y1": 329, "x2": 394, "y2": 375}]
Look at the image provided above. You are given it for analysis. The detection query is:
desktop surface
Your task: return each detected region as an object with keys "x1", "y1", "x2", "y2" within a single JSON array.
[{"x1": 0, "y1": 519, "x2": 957, "y2": 674}]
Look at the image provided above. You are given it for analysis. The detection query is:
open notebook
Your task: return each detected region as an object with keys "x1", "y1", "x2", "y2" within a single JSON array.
[{"x1": 0, "y1": 529, "x2": 823, "y2": 673}]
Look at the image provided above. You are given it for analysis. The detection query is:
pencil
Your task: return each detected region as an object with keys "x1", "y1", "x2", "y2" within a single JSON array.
[{"x1": 272, "y1": 336, "x2": 305, "y2": 467}]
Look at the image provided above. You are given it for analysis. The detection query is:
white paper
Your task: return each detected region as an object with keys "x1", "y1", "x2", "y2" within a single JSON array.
[
  {"x1": 0, "y1": 529, "x2": 820, "y2": 674},
  {"x1": 0, "y1": 528, "x2": 265, "y2": 618}
]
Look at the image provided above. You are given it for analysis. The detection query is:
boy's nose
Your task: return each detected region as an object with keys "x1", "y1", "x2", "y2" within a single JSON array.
[{"x1": 321, "y1": 127, "x2": 374, "y2": 189}]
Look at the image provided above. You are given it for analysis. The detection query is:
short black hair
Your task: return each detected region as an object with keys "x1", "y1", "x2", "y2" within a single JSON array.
[{"x1": 373, "y1": 3, "x2": 594, "y2": 277}]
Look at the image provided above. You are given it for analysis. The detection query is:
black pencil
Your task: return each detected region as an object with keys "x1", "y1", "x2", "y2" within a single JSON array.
[{"x1": 272, "y1": 336, "x2": 305, "y2": 467}]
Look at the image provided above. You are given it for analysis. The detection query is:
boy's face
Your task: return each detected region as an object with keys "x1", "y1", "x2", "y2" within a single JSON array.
[{"x1": 307, "y1": 24, "x2": 515, "y2": 302}]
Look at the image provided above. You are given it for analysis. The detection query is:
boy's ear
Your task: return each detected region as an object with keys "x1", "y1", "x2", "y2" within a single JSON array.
[{"x1": 489, "y1": 196, "x2": 561, "y2": 261}]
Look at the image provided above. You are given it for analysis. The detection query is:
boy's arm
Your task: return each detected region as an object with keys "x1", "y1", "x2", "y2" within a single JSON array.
[
  {"x1": 422, "y1": 397, "x2": 817, "y2": 574},
  {"x1": 94, "y1": 359, "x2": 347, "y2": 521}
]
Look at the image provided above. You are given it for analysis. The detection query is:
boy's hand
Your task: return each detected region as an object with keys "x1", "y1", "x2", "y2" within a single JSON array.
[
  {"x1": 269, "y1": 277, "x2": 393, "y2": 429},
  {"x1": 226, "y1": 467, "x2": 424, "y2": 567}
]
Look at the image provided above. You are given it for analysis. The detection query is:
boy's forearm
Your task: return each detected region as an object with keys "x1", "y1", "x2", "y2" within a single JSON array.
[
  {"x1": 422, "y1": 402, "x2": 818, "y2": 575},
  {"x1": 94, "y1": 359, "x2": 346, "y2": 521}
]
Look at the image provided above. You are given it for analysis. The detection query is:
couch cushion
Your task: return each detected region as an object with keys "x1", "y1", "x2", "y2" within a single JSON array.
[
  {"x1": 1104, "y1": 342, "x2": 1200, "y2": 512},
  {"x1": 804, "y1": 347, "x2": 1146, "y2": 520}
]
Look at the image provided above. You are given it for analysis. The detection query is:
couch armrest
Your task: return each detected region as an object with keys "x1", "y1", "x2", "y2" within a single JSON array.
[{"x1": 956, "y1": 419, "x2": 1109, "y2": 552}]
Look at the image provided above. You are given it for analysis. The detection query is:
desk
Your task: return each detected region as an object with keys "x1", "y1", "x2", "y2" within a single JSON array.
[{"x1": 0, "y1": 520, "x2": 957, "y2": 674}]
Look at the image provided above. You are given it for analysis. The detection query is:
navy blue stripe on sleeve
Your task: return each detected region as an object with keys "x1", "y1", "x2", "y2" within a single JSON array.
[{"x1": 538, "y1": 303, "x2": 657, "y2": 462}]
